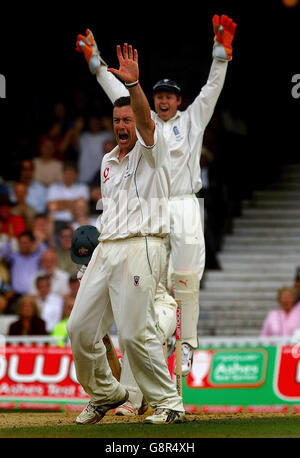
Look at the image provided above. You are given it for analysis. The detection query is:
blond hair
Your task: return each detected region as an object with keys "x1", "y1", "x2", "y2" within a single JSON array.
[{"x1": 277, "y1": 286, "x2": 298, "y2": 304}]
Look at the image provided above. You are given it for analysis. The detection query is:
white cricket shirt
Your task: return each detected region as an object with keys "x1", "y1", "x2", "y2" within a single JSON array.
[
  {"x1": 152, "y1": 59, "x2": 228, "y2": 196},
  {"x1": 99, "y1": 125, "x2": 171, "y2": 241}
]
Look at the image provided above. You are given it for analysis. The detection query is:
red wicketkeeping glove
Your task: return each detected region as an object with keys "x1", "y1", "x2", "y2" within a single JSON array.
[
  {"x1": 75, "y1": 28, "x2": 107, "y2": 74},
  {"x1": 212, "y1": 14, "x2": 237, "y2": 61}
]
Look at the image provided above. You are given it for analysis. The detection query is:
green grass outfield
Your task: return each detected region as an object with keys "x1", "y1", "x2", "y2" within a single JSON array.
[{"x1": 0, "y1": 416, "x2": 300, "y2": 438}]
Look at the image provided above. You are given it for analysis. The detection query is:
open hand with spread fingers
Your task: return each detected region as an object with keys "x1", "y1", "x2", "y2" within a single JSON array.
[
  {"x1": 108, "y1": 44, "x2": 139, "y2": 87},
  {"x1": 212, "y1": 14, "x2": 237, "y2": 61}
]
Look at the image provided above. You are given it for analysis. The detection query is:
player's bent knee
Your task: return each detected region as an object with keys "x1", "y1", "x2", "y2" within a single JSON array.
[{"x1": 66, "y1": 321, "x2": 93, "y2": 356}]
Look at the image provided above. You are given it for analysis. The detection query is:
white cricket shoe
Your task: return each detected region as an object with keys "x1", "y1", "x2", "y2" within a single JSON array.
[
  {"x1": 115, "y1": 401, "x2": 138, "y2": 416},
  {"x1": 76, "y1": 390, "x2": 129, "y2": 425},
  {"x1": 145, "y1": 408, "x2": 185, "y2": 424}
]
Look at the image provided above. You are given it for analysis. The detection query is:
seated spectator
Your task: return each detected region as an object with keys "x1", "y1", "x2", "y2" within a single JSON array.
[
  {"x1": 11, "y1": 182, "x2": 37, "y2": 230},
  {"x1": 71, "y1": 197, "x2": 100, "y2": 231},
  {"x1": 33, "y1": 138, "x2": 64, "y2": 186},
  {"x1": 29, "y1": 249, "x2": 70, "y2": 296},
  {"x1": 77, "y1": 114, "x2": 114, "y2": 184},
  {"x1": 260, "y1": 286, "x2": 300, "y2": 337},
  {"x1": 0, "y1": 294, "x2": 9, "y2": 314},
  {"x1": 1, "y1": 231, "x2": 47, "y2": 310},
  {"x1": 54, "y1": 226, "x2": 78, "y2": 276},
  {"x1": 51, "y1": 296, "x2": 75, "y2": 347},
  {"x1": 10, "y1": 159, "x2": 47, "y2": 214},
  {"x1": 8, "y1": 295, "x2": 48, "y2": 336},
  {"x1": 32, "y1": 213, "x2": 54, "y2": 247},
  {"x1": 35, "y1": 275, "x2": 64, "y2": 333},
  {"x1": 0, "y1": 194, "x2": 26, "y2": 238},
  {"x1": 46, "y1": 161, "x2": 89, "y2": 232}
]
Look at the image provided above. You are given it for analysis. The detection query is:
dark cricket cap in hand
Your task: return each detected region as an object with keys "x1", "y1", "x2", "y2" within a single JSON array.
[{"x1": 70, "y1": 225, "x2": 100, "y2": 265}]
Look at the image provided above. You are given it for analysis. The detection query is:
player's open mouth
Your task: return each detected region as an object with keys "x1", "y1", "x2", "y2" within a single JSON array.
[
  {"x1": 160, "y1": 107, "x2": 169, "y2": 112},
  {"x1": 118, "y1": 133, "x2": 129, "y2": 142}
]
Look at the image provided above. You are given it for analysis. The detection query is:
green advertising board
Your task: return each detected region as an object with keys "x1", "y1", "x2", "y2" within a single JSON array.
[
  {"x1": 209, "y1": 349, "x2": 267, "y2": 387},
  {"x1": 168, "y1": 344, "x2": 300, "y2": 412}
]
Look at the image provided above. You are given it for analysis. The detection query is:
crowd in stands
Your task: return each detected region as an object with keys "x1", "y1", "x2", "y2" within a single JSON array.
[{"x1": 1, "y1": 92, "x2": 299, "y2": 341}]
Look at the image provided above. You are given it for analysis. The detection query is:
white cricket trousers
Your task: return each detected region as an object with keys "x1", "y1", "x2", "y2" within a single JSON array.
[
  {"x1": 166, "y1": 194, "x2": 205, "y2": 349},
  {"x1": 67, "y1": 236, "x2": 184, "y2": 412}
]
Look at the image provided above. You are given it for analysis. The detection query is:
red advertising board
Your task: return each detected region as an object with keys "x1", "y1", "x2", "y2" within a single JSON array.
[
  {"x1": 0, "y1": 346, "x2": 88, "y2": 403},
  {"x1": 275, "y1": 345, "x2": 300, "y2": 401}
]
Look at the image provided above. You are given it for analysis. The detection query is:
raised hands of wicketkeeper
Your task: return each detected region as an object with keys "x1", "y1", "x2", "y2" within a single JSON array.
[
  {"x1": 212, "y1": 14, "x2": 237, "y2": 61},
  {"x1": 108, "y1": 44, "x2": 139, "y2": 86},
  {"x1": 75, "y1": 28, "x2": 107, "y2": 74}
]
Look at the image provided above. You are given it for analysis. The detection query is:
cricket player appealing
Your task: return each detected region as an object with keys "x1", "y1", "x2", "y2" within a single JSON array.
[
  {"x1": 76, "y1": 14, "x2": 237, "y2": 414},
  {"x1": 67, "y1": 43, "x2": 185, "y2": 425}
]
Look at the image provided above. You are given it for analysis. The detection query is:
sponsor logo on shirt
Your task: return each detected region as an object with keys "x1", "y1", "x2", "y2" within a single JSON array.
[
  {"x1": 103, "y1": 167, "x2": 110, "y2": 183},
  {"x1": 173, "y1": 125, "x2": 183, "y2": 142}
]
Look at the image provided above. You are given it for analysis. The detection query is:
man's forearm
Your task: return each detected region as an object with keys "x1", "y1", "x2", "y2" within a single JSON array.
[
  {"x1": 96, "y1": 64, "x2": 129, "y2": 103},
  {"x1": 189, "y1": 58, "x2": 228, "y2": 130},
  {"x1": 128, "y1": 83, "x2": 154, "y2": 146}
]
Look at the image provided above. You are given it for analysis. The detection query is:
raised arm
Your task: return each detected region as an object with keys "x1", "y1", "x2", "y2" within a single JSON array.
[
  {"x1": 108, "y1": 44, "x2": 155, "y2": 147},
  {"x1": 187, "y1": 14, "x2": 237, "y2": 129},
  {"x1": 76, "y1": 29, "x2": 129, "y2": 103}
]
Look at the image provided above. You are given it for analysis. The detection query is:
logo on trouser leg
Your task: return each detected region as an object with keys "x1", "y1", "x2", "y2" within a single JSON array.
[{"x1": 134, "y1": 276, "x2": 140, "y2": 287}]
